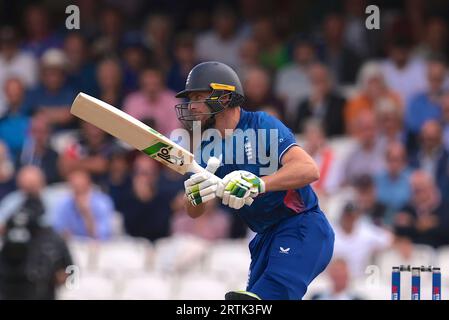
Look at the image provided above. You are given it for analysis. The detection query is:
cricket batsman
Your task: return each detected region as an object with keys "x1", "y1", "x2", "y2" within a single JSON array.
[{"x1": 174, "y1": 61, "x2": 335, "y2": 300}]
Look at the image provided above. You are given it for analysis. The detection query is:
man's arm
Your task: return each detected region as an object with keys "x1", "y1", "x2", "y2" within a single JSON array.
[{"x1": 262, "y1": 146, "x2": 320, "y2": 192}]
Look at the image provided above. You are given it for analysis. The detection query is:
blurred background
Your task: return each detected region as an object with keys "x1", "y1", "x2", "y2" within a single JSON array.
[{"x1": 0, "y1": 0, "x2": 449, "y2": 300}]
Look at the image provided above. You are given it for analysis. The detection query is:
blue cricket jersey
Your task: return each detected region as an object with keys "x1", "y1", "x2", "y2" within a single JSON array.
[{"x1": 199, "y1": 109, "x2": 319, "y2": 233}]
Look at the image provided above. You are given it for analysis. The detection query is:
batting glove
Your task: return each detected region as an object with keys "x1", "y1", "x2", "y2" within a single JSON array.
[
  {"x1": 184, "y1": 157, "x2": 220, "y2": 206},
  {"x1": 216, "y1": 170, "x2": 265, "y2": 209}
]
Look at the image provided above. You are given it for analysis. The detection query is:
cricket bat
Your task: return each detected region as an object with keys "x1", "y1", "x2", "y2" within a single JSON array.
[{"x1": 70, "y1": 92, "x2": 253, "y2": 206}]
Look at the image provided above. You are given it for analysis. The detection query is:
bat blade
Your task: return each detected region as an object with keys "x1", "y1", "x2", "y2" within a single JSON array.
[{"x1": 70, "y1": 92, "x2": 194, "y2": 175}]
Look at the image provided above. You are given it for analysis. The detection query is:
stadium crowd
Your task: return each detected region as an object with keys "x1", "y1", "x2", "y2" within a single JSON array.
[{"x1": 0, "y1": 0, "x2": 449, "y2": 299}]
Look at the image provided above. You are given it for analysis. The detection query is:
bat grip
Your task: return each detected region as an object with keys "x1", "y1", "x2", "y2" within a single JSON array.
[{"x1": 190, "y1": 161, "x2": 254, "y2": 206}]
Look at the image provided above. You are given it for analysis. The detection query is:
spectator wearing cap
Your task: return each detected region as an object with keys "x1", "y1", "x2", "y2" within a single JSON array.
[
  {"x1": 405, "y1": 59, "x2": 447, "y2": 153},
  {"x1": 274, "y1": 37, "x2": 316, "y2": 120},
  {"x1": 21, "y1": 5, "x2": 63, "y2": 58},
  {"x1": 101, "y1": 147, "x2": 133, "y2": 214},
  {"x1": 242, "y1": 67, "x2": 285, "y2": 119},
  {"x1": 52, "y1": 170, "x2": 115, "y2": 240},
  {"x1": 375, "y1": 142, "x2": 412, "y2": 225},
  {"x1": 333, "y1": 202, "x2": 393, "y2": 278},
  {"x1": 394, "y1": 170, "x2": 449, "y2": 248},
  {"x1": 293, "y1": 63, "x2": 346, "y2": 136},
  {"x1": 96, "y1": 57, "x2": 124, "y2": 108},
  {"x1": 63, "y1": 32, "x2": 97, "y2": 96},
  {"x1": 381, "y1": 37, "x2": 427, "y2": 105},
  {"x1": 311, "y1": 257, "x2": 364, "y2": 300},
  {"x1": 59, "y1": 121, "x2": 118, "y2": 183},
  {"x1": 409, "y1": 120, "x2": 449, "y2": 197},
  {"x1": 344, "y1": 62, "x2": 402, "y2": 133},
  {"x1": 167, "y1": 33, "x2": 199, "y2": 93},
  {"x1": 352, "y1": 174, "x2": 387, "y2": 227},
  {"x1": 195, "y1": 6, "x2": 244, "y2": 69},
  {"x1": 123, "y1": 67, "x2": 180, "y2": 136},
  {"x1": 341, "y1": 110, "x2": 385, "y2": 186},
  {"x1": 25, "y1": 48, "x2": 76, "y2": 130},
  {"x1": 375, "y1": 99, "x2": 405, "y2": 152},
  {"x1": 0, "y1": 78, "x2": 30, "y2": 162},
  {"x1": 19, "y1": 115, "x2": 61, "y2": 184},
  {"x1": 0, "y1": 26, "x2": 38, "y2": 113}
]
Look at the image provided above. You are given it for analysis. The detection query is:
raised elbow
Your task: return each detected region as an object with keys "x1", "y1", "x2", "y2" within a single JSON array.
[{"x1": 310, "y1": 163, "x2": 320, "y2": 182}]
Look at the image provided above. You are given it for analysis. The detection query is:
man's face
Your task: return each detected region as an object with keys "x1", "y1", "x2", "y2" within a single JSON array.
[
  {"x1": 42, "y1": 67, "x2": 65, "y2": 91},
  {"x1": 141, "y1": 71, "x2": 163, "y2": 97},
  {"x1": 187, "y1": 91, "x2": 213, "y2": 124}
]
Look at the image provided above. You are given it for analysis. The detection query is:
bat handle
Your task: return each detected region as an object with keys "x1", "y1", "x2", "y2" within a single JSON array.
[{"x1": 189, "y1": 161, "x2": 254, "y2": 206}]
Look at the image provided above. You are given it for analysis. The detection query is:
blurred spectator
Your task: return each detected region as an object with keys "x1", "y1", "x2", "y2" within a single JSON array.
[
  {"x1": 375, "y1": 142, "x2": 412, "y2": 226},
  {"x1": 293, "y1": 63, "x2": 346, "y2": 136},
  {"x1": 405, "y1": 59, "x2": 446, "y2": 152},
  {"x1": 59, "y1": 122, "x2": 117, "y2": 182},
  {"x1": 0, "y1": 26, "x2": 37, "y2": 113},
  {"x1": 274, "y1": 37, "x2": 316, "y2": 120},
  {"x1": 394, "y1": 170, "x2": 449, "y2": 248},
  {"x1": 443, "y1": 92, "x2": 449, "y2": 150},
  {"x1": 236, "y1": 37, "x2": 260, "y2": 78},
  {"x1": 311, "y1": 257, "x2": 363, "y2": 300},
  {"x1": 0, "y1": 142, "x2": 15, "y2": 201},
  {"x1": 118, "y1": 155, "x2": 174, "y2": 242},
  {"x1": 64, "y1": 32, "x2": 97, "y2": 96},
  {"x1": 343, "y1": 0, "x2": 380, "y2": 59},
  {"x1": 142, "y1": 13, "x2": 174, "y2": 71},
  {"x1": 121, "y1": 42, "x2": 151, "y2": 93},
  {"x1": 317, "y1": 13, "x2": 361, "y2": 85},
  {"x1": 333, "y1": 202, "x2": 393, "y2": 278},
  {"x1": 167, "y1": 33, "x2": 198, "y2": 93},
  {"x1": 0, "y1": 192, "x2": 72, "y2": 299},
  {"x1": 242, "y1": 67, "x2": 285, "y2": 119},
  {"x1": 52, "y1": 170, "x2": 114, "y2": 240},
  {"x1": 409, "y1": 120, "x2": 449, "y2": 197},
  {"x1": 96, "y1": 57, "x2": 124, "y2": 107},
  {"x1": 21, "y1": 5, "x2": 63, "y2": 57},
  {"x1": 352, "y1": 175, "x2": 387, "y2": 227},
  {"x1": 345, "y1": 62, "x2": 402, "y2": 133},
  {"x1": 376, "y1": 99, "x2": 405, "y2": 151},
  {"x1": 20, "y1": 115, "x2": 61, "y2": 184},
  {"x1": 0, "y1": 78, "x2": 30, "y2": 162},
  {"x1": 413, "y1": 17, "x2": 448, "y2": 61},
  {"x1": 252, "y1": 16, "x2": 289, "y2": 72},
  {"x1": 0, "y1": 166, "x2": 52, "y2": 227},
  {"x1": 101, "y1": 147, "x2": 132, "y2": 213},
  {"x1": 171, "y1": 196, "x2": 231, "y2": 241},
  {"x1": 381, "y1": 37, "x2": 427, "y2": 105},
  {"x1": 92, "y1": 7, "x2": 125, "y2": 58},
  {"x1": 302, "y1": 120, "x2": 341, "y2": 195},
  {"x1": 25, "y1": 48, "x2": 76, "y2": 130},
  {"x1": 342, "y1": 111, "x2": 385, "y2": 186},
  {"x1": 195, "y1": 6, "x2": 243, "y2": 69},
  {"x1": 124, "y1": 67, "x2": 181, "y2": 135}
]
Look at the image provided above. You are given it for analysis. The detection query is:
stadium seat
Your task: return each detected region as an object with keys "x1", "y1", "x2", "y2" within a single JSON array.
[
  {"x1": 67, "y1": 237, "x2": 99, "y2": 271},
  {"x1": 302, "y1": 274, "x2": 332, "y2": 300},
  {"x1": 204, "y1": 240, "x2": 251, "y2": 286},
  {"x1": 175, "y1": 273, "x2": 229, "y2": 300},
  {"x1": 119, "y1": 273, "x2": 172, "y2": 300},
  {"x1": 96, "y1": 237, "x2": 153, "y2": 277},
  {"x1": 152, "y1": 235, "x2": 211, "y2": 275},
  {"x1": 57, "y1": 272, "x2": 116, "y2": 300}
]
